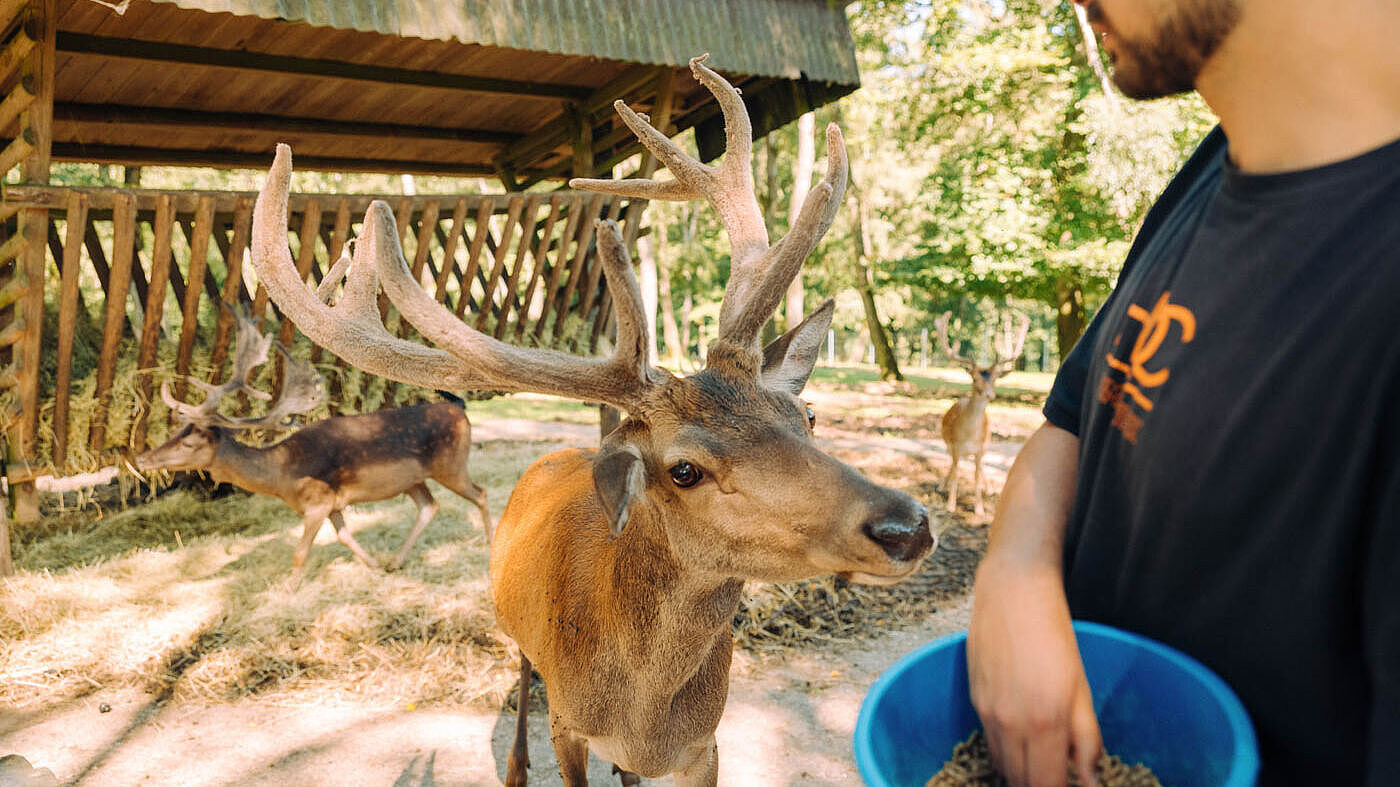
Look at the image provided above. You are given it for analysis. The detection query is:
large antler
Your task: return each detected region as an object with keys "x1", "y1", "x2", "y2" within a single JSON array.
[
  {"x1": 162, "y1": 306, "x2": 326, "y2": 429},
  {"x1": 570, "y1": 55, "x2": 849, "y2": 352},
  {"x1": 934, "y1": 312, "x2": 977, "y2": 372},
  {"x1": 249, "y1": 145, "x2": 660, "y2": 412}
]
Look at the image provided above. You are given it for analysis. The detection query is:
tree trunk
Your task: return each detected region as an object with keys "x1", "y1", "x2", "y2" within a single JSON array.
[
  {"x1": 657, "y1": 249, "x2": 683, "y2": 369},
  {"x1": 637, "y1": 234, "x2": 660, "y2": 365},
  {"x1": 1055, "y1": 277, "x2": 1087, "y2": 361},
  {"x1": 847, "y1": 158, "x2": 903, "y2": 381},
  {"x1": 679, "y1": 293, "x2": 693, "y2": 365},
  {"x1": 784, "y1": 112, "x2": 815, "y2": 329}
]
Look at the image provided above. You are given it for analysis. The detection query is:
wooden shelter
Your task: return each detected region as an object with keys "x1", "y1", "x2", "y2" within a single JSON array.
[{"x1": 0, "y1": 0, "x2": 861, "y2": 569}]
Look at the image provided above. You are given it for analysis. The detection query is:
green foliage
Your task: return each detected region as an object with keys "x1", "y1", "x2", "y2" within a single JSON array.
[{"x1": 840, "y1": 0, "x2": 1215, "y2": 358}]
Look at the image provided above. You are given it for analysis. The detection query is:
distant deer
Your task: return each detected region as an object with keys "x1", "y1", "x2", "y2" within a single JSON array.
[
  {"x1": 136, "y1": 309, "x2": 491, "y2": 586},
  {"x1": 935, "y1": 310, "x2": 1030, "y2": 516},
  {"x1": 249, "y1": 56, "x2": 934, "y2": 787}
]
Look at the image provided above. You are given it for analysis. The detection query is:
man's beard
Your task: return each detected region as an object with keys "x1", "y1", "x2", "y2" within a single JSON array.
[{"x1": 1088, "y1": 0, "x2": 1241, "y2": 99}]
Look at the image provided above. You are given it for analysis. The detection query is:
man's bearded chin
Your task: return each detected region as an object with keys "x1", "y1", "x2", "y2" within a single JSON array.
[{"x1": 1098, "y1": 0, "x2": 1241, "y2": 100}]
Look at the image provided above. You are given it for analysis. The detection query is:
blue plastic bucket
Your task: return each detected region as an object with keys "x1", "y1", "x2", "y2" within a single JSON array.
[{"x1": 854, "y1": 621, "x2": 1258, "y2": 787}]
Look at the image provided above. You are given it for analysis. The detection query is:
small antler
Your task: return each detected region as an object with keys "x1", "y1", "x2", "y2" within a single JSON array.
[
  {"x1": 249, "y1": 145, "x2": 661, "y2": 413},
  {"x1": 161, "y1": 305, "x2": 272, "y2": 422},
  {"x1": 991, "y1": 312, "x2": 1031, "y2": 377},
  {"x1": 571, "y1": 55, "x2": 848, "y2": 352},
  {"x1": 934, "y1": 312, "x2": 977, "y2": 372},
  {"x1": 162, "y1": 306, "x2": 326, "y2": 429}
]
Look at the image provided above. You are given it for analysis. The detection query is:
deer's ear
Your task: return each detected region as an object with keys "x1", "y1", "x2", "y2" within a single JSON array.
[
  {"x1": 761, "y1": 298, "x2": 835, "y2": 395},
  {"x1": 593, "y1": 441, "x2": 647, "y2": 539}
]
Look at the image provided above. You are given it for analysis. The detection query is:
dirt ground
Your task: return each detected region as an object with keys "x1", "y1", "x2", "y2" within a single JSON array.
[{"x1": 0, "y1": 378, "x2": 1041, "y2": 786}]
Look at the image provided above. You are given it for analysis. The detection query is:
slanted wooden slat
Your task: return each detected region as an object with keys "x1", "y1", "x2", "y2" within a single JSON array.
[
  {"x1": 88, "y1": 192, "x2": 136, "y2": 454},
  {"x1": 0, "y1": 78, "x2": 35, "y2": 136},
  {"x1": 494, "y1": 193, "x2": 543, "y2": 339},
  {"x1": 0, "y1": 21, "x2": 35, "y2": 82},
  {"x1": 454, "y1": 200, "x2": 495, "y2": 319},
  {"x1": 474, "y1": 194, "x2": 524, "y2": 331},
  {"x1": 0, "y1": 230, "x2": 25, "y2": 263},
  {"x1": 51, "y1": 190, "x2": 86, "y2": 471},
  {"x1": 171, "y1": 195, "x2": 214, "y2": 404},
  {"x1": 530, "y1": 194, "x2": 583, "y2": 340},
  {"x1": 209, "y1": 196, "x2": 252, "y2": 384},
  {"x1": 131, "y1": 194, "x2": 175, "y2": 451},
  {"x1": 552, "y1": 194, "x2": 606, "y2": 340},
  {"x1": 409, "y1": 199, "x2": 439, "y2": 283},
  {"x1": 433, "y1": 197, "x2": 468, "y2": 305}
]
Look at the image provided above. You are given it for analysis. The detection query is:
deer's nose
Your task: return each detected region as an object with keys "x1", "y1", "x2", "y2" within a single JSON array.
[{"x1": 863, "y1": 504, "x2": 933, "y2": 562}]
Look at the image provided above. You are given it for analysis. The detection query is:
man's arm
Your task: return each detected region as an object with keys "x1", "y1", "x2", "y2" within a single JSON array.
[{"x1": 967, "y1": 421, "x2": 1100, "y2": 787}]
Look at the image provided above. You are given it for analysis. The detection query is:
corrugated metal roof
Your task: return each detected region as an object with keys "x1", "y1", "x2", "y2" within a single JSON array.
[{"x1": 150, "y1": 0, "x2": 860, "y2": 84}]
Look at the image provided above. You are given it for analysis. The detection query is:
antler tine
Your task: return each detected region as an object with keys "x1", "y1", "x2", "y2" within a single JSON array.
[
  {"x1": 571, "y1": 57, "x2": 768, "y2": 272},
  {"x1": 992, "y1": 312, "x2": 1031, "y2": 375},
  {"x1": 250, "y1": 145, "x2": 660, "y2": 412},
  {"x1": 935, "y1": 312, "x2": 978, "y2": 371},
  {"x1": 721, "y1": 123, "x2": 848, "y2": 345},
  {"x1": 212, "y1": 344, "x2": 327, "y2": 429}
]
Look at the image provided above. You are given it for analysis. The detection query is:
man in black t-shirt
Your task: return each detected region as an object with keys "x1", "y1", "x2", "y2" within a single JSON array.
[{"x1": 964, "y1": 2, "x2": 1400, "y2": 786}]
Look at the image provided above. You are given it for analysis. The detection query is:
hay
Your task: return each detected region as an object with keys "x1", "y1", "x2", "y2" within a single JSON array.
[{"x1": 0, "y1": 440, "x2": 531, "y2": 713}]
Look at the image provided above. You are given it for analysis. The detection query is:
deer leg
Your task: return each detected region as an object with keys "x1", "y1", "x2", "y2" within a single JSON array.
[
  {"x1": 672, "y1": 737, "x2": 718, "y2": 787},
  {"x1": 329, "y1": 510, "x2": 381, "y2": 570},
  {"x1": 440, "y1": 474, "x2": 493, "y2": 544},
  {"x1": 504, "y1": 653, "x2": 532, "y2": 787},
  {"x1": 386, "y1": 484, "x2": 438, "y2": 572},
  {"x1": 551, "y1": 720, "x2": 590, "y2": 786},
  {"x1": 973, "y1": 447, "x2": 986, "y2": 517},
  {"x1": 973, "y1": 419, "x2": 990, "y2": 517},
  {"x1": 287, "y1": 506, "x2": 331, "y2": 589},
  {"x1": 611, "y1": 764, "x2": 642, "y2": 785},
  {"x1": 945, "y1": 446, "x2": 961, "y2": 513}
]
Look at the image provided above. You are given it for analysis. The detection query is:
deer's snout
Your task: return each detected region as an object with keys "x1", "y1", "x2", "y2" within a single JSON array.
[{"x1": 862, "y1": 503, "x2": 934, "y2": 563}]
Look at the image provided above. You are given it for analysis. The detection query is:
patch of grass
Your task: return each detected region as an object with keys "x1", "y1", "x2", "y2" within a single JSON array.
[{"x1": 464, "y1": 393, "x2": 598, "y2": 425}]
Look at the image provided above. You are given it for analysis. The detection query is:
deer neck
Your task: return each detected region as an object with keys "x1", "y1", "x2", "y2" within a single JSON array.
[
  {"x1": 604, "y1": 506, "x2": 745, "y2": 690},
  {"x1": 206, "y1": 437, "x2": 298, "y2": 501}
]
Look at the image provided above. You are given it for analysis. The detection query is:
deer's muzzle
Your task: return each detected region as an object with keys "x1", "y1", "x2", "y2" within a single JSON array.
[{"x1": 862, "y1": 503, "x2": 934, "y2": 563}]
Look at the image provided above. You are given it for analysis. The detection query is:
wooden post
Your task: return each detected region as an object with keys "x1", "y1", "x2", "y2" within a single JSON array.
[
  {"x1": 52, "y1": 190, "x2": 87, "y2": 473},
  {"x1": 9, "y1": 0, "x2": 52, "y2": 526}
]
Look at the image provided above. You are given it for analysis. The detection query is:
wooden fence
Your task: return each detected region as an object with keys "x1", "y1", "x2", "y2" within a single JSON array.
[{"x1": 0, "y1": 184, "x2": 639, "y2": 484}]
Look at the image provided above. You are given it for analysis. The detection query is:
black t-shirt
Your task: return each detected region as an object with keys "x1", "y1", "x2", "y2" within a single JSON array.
[{"x1": 1044, "y1": 127, "x2": 1400, "y2": 786}]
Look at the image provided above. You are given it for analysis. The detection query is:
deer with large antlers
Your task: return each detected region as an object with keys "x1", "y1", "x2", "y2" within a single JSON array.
[
  {"x1": 249, "y1": 56, "x2": 934, "y2": 786},
  {"x1": 136, "y1": 308, "x2": 491, "y2": 587},
  {"x1": 935, "y1": 310, "x2": 1030, "y2": 516}
]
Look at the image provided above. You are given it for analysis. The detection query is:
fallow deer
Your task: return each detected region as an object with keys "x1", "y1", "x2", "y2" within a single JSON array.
[
  {"x1": 248, "y1": 56, "x2": 934, "y2": 786},
  {"x1": 934, "y1": 310, "x2": 1030, "y2": 516},
  {"x1": 136, "y1": 309, "x2": 491, "y2": 586}
]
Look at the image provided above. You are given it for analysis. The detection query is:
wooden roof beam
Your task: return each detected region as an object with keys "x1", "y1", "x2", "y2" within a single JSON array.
[
  {"x1": 55, "y1": 103, "x2": 523, "y2": 147},
  {"x1": 56, "y1": 32, "x2": 593, "y2": 102},
  {"x1": 49, "y1": 142, "x2": 514, "y2": 178},
  {"x1": 495, "y1": 65, "x2": 667, "y2": 174}
]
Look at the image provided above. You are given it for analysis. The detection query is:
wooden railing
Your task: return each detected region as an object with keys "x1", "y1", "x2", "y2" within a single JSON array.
[{"x1": 0, "y1": 184, "x2": 641, "y2": 482}]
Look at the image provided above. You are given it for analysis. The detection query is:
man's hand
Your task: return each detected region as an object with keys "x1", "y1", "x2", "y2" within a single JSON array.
[
  {"x1": 968, "y1": 556, "x2": 1101, "y2": 787},
  {"x1": 963, "y1": 422, "x2": 1100, "y2": 786}
]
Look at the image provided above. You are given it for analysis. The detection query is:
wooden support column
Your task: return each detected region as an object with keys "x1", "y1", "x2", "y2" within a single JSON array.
[{"x1": 8, "y1": 0, "x2": 52, "y2": 529}]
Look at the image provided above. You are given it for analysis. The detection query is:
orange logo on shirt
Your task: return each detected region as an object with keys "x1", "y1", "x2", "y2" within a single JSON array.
[{"x1": 1097, "y1": 291, "x2": 1196, "y2": 443}]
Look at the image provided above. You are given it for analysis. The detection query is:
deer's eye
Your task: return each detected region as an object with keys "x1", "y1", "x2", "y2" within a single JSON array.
[
  {"x1": 668, "y1": 461, "x2": 702, "y2": 488},
  {"x1": 805, "y1": 405, "x2": 817, "y2": 429}
]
